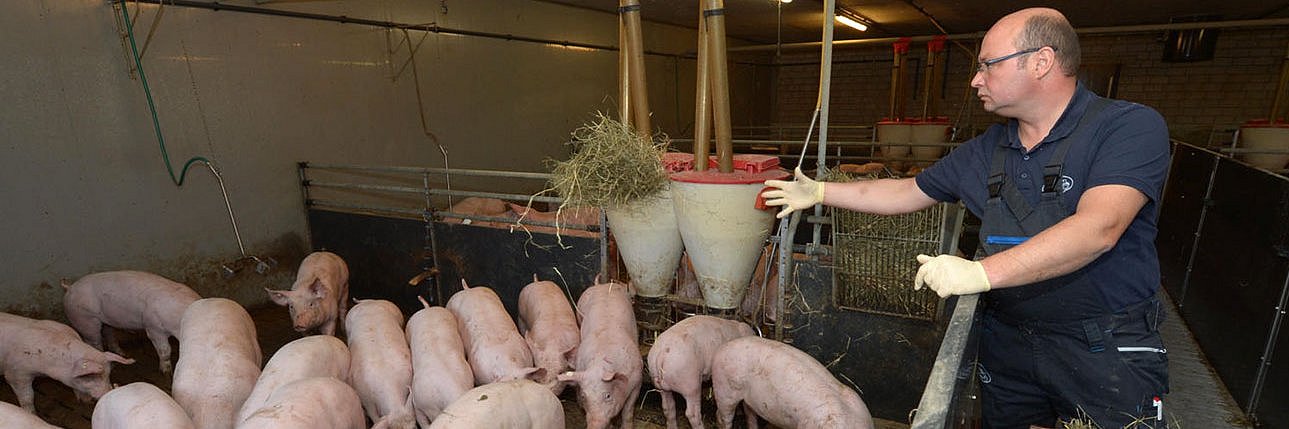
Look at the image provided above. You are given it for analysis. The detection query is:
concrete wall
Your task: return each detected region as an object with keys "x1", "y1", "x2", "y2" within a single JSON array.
[
  {"x1": 0, "y1": 0, "x2": 766, "y2": 318},
  {"x1": 771, "y1": 28, "x2": 1289, "y2": 145}
]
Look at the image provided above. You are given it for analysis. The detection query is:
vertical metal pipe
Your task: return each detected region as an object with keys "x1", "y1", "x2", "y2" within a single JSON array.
[
  {"x1": 703, "y1": 0, "x2": 734, "y2": 173},
  {"x1": 693, "y1": 7, "x2": 712, "y2": 171},
  {"x1": 422, "y1": 172, "x2": 444, "y2": 305},
  {"x1": 297, "y1": 162, "x2": 314, "y2": 247},
  {"x1": 1247, "y1": 246, "x2": 1289, "y2": 417},
  {"x1": 620, "y1": 0, "x2": 651, "y2": 136},
  {"x1": 619, "y1": 16, "x2": 631, "y2": 124},
  {"x1": 812, "y1": 0, "x2": 837, "y2": 247},
  {"x1": 1179, "y1": 153, "x2": 1222, "y2": 305}
]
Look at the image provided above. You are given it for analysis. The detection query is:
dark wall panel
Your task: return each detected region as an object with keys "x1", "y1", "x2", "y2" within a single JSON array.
[{"x1": 1171, "y1": 157, "x2": 1289, "y2": 423}]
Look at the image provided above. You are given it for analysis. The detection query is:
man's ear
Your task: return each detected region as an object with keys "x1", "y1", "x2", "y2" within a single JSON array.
[{"x1": 1032, "y1": 47, "x2": 1057, "y2": 78}]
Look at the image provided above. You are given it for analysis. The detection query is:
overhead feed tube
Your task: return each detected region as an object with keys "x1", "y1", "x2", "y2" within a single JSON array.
[
  {"x1": 619, "y1": 16, "x2": 631, "y2": 125},
  {"x1": 693, "y1": 7, "x2": 713, "y2": 171},
  {"x1": 1270, "y1": 41, "x2": 1289, "y2": 123},
  {"x1": 703, "y1": 0, "x2": 734, "y2": 173},
  {"x1": 620, "y1": 0, "x2": 652, "y2": 137},
  {"x1": 922, "y1": 36, "x2": 947, "y2": 119}
]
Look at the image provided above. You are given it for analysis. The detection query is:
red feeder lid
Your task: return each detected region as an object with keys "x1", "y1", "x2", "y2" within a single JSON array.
[
  {"x1": 704, "y1": 154, "x2": 781, "y2": 173},
  {"x1": 670, "y1": 168, "x2": 789, "y2": 184},
  {"x1": 662, "y1": 152, "x2": 695, "y2": 172}
]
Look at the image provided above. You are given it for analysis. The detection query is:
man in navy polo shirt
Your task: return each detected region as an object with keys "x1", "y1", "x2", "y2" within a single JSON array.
[{"x1": 763, "y1": 7, "x2": 1170, "y2": 428}]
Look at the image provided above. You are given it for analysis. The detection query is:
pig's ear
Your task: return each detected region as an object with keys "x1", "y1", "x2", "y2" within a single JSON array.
[
  {"x1": 522, "y1": 367, "x2": 546, "y2": 382},
  {"x1": 103, "y1": 352, "x2": 135, "y2": 365},
  {"x1": 73, "y1": 359, "x2": 105, "y2": 377},
  {"x1": 266, "y1": 288, "x2": 292, "y2": 306},
  {"x1": 309, "y1": 279, "x2": 327, "y2": 299},
  {"x1": 460, "y1": 279, "x2": 470, "y2": 290},
  {"x1": 603, "y1": 371, "x2": 628, "y2": 383},
  {"x1": 556, "y1": 370, "x2": 580, "y2": 384},
  {"x1": 561, "y1": 344, "x2": 578, "y2": 364}
]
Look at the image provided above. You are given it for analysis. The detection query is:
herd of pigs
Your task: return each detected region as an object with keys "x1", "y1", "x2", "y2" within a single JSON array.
[{"x1": 0, "y1": 249, "x2": 874, "y2": 429}]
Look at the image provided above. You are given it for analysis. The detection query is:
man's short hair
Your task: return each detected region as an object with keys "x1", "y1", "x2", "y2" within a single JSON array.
[{"x1": 1015, "y1": 14, "x2": 1081, "y2": 76}]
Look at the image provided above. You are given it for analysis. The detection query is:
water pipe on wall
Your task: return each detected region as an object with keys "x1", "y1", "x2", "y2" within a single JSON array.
[{"x1": 115, "y1": 0, "x2": 275, "y2": 277}]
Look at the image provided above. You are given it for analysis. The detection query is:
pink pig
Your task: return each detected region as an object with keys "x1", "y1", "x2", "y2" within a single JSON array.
[
  {"x1": 266, "y1": 251, "x2": 349, "y2": 336},
  {"x1": 237, "y1": 335, "x2": 351, "y2": 424},
  {"x1": 426, "y1": 379, "x2": 565, "y2": 429},
  {"x1": 406, "y1": 297, "x2": 473, "y2": 426},
  {"x1": 345, "y1": 300, "x2": 415, "y2": 429},
  {"x1": 517, "y1": 275, "x2": 580, "y2": 394},
  {"x1": 647, "y1": 315, "x2": 756, "y2": 429},
  {"x1": 711, "y1": 336, "x2": 874, "y2": 429},
  {"x1": 238, "y1": 377, "x2": 367, "y2": 429},
  {"x1": 172, "y1": 298, "x2": 262, "y2": 429},
  {"x1": 92, "y1": 382, "x2": 194, "y2": 429},
  {"x1": 557, "y1": 282, "x2": 642, "y2": 429},
  {"x1": 0, "y1": 312, "x2": 134, "y2": 413},
  {"x1": 445, "y1": 280, "x2": 539, "y2": 385},
  {"x1": 0, "y1": 401, "x2": 61, "y2": 429},
  {"x1": 62, "y1": 270, "x2": 200, "y2": 375}
]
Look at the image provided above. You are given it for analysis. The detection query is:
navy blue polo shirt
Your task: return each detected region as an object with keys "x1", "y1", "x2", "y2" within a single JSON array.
[{"x1": 915, "y1": 84, "x2": 1170, "y2": 311}]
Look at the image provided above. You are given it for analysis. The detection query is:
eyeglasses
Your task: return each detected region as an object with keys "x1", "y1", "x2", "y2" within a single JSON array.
[{"x1": 976, "y1": 47, "x2": 1048, "y2": 74}]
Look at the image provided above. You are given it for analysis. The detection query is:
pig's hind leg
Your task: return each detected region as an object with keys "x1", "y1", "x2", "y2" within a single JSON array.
[{"x1": 146, "y1": 328, "x2": 175, "y2": 375}]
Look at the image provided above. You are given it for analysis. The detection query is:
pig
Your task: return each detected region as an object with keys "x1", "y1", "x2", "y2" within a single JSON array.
[
  {"x1": 445, "y1": 280, "x2": 539, "y2": 385},
  {"x1": 647, "y1": 315, "x2": 756, "y2": 429},
  {"x1": 345, "y1": 300, "x2": 415, "y2": 429},
  {"x1": 0, "y1": 312, "x2": 134, "y2": 413},
  {"x1": 237, "y1": 377, "x2": 366, "y2": 429},
  {"x1": 556, "y1": 282, "x2": 642, "y2": 429},
  {"x1": 0, "y1": 400, "x2": 61, "y2": 429},
  {"x1": 61, "y1": 270, "x2": 200, "y2": 375},
  {"x1": 427, "y1": 379, "x2": 564, "y2": 429},
  {"x1": 237, "y1": 335, "x2": 351, "y2": 423},
  {"x1": 517, "y1": 275, "x2": 580, "y2": 394},
  {"x1": 172, "y1": 298, "x2": 262, "y2": 429},
  {"x1": 266, "y1": 251, "x2": 349, "y2": 336},
  {"x1": 711, "y1": 336, "x2": 874, "y2": 429},
  {"x1": 91, "y1": 382, "x2": 194, "y2": 429},
  {"x1": 507, "y1": 203, "x2": 601, "y2": 238},
  {"x1": 406, "y1": 297, "x2": 473, "y2": 427}
]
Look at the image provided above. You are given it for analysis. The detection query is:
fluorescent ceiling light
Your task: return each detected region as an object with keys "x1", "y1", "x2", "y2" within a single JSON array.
[{"x1": 835, "y1": 11, "x2": 869, "y2": 31}]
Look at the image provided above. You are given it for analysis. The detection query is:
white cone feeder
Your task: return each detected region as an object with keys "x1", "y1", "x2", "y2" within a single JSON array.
[
  {"x1": 605, "y1": 187, "x2": 684, "y2": 298},
  {"x1": 1239, "y1": 120, "x2": 1289, "y2": 171},
  {"x1": 670, "y1": 156, "x2": 787, "y2": 310}
]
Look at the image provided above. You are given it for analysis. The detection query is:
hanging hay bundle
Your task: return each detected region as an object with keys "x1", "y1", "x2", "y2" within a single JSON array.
[{"x1": 548, "y1": 113, "x2": 670, "y2": 209}]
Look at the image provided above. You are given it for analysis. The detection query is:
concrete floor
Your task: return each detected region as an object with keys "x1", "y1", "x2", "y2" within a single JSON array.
[{"x1": 0, "y1": 293, "x2": 1241, "y2": 429}]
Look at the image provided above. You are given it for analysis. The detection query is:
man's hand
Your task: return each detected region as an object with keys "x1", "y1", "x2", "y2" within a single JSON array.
[
  {"x1": 914, "y1": 254, "x2": 991, "y2": 298},
  {"x1": 762, "y1": 167, "x2": 825, "y2": 219}
]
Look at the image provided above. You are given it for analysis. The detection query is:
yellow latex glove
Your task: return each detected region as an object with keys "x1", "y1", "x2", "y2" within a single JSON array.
[
  {"x1": 762, "y1": 167, "x2": 826, "y2": 219},
  {"x1": 914, "y1": 254, "x2": 992, "y2": 298}
]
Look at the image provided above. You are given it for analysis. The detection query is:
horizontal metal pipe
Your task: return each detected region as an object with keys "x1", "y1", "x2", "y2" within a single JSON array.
[
  {"x1": 732, "y1": 17, "x2": 1289, "y2": 53},
  {"x1": 122, "y1": 0, "x2": 694, "y2": 60},
  {"x1": 308, "y1": 200, "x2": 425, "y2": 217},
  {"x1": 302, "y1": 163, "x2": 553, "y2": 180},
  {"x1": 306, "y1": 181, "x2": 563, "y2": 204}
]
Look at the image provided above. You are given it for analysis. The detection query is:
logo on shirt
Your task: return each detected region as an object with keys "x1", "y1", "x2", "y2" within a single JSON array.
[{"x1": 1059, "y1": 175, "x2": 1074, "y2": 193}]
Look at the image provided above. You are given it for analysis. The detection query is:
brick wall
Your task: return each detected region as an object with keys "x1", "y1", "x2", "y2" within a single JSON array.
[{"x1": 770, "y1": 28, "x2": 1289, "y2": 146}]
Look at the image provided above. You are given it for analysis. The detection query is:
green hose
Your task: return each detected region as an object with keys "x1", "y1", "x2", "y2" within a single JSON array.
[{"x1": 118, "y1": 0, "x2": 210, "y2": 186}]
